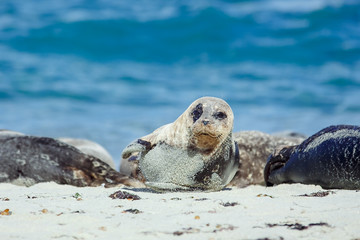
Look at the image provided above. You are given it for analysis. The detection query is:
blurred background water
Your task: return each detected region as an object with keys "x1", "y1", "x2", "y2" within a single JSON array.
[{"x1": 0, "y1": 0, "x2": 359, "y2": 168}]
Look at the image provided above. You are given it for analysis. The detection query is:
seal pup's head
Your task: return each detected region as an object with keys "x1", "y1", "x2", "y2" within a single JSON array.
[{"x1": 185, "y1": 97, "x2": 234, "y2": 155}]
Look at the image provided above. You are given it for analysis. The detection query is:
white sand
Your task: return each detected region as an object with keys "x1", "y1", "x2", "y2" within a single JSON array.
[{"x1": 0, "y1": 182, "x2": 359, "y2": 240}]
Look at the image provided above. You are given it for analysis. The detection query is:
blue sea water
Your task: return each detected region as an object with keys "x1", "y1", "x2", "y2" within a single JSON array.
[{"x1": 1, "y1": 0, "x2": 360, "y2": 168}]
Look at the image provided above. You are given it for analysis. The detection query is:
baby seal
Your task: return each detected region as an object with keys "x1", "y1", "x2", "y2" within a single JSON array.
[
  {"x1": 264, "y1": 125, "x2": 360, "y2": 189},
  {"x1": 0, "y1": 134, "x2": 140, "y2": 187},
  {"x1": 121, "y1": 97, "x2": 239, "y2": 191}
]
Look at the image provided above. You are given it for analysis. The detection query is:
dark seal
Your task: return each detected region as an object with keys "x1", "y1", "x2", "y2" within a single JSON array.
[
  {"x1": 0, "y1": 135, "x2": 139, "y2": 187},
  {"x1": 264, "y1": 125, "x2": 360, "y2": 189}
]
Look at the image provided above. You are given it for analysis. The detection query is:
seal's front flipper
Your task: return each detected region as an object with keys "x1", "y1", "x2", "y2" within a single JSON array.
[
  {"x1": 121, "y1": 139, "x2": 152, "y2": 160},
  {"x1": 120, "y1": 139, "x2": 153, "y2": 180},
  {"x1": 264, "y1": 145, "x2": 295, "y2": 186}
]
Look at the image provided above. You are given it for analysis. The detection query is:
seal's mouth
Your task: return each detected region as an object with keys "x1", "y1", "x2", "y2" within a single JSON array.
[
  {"x1": 189, "y1": 132, "x2": 222, "y2": 153},
  {"x1": 198, "y1": 132, "x2": 218, "y2": 138},
  {"x1": 193, "y1": 128, "x2": 222, "y2": 138}
]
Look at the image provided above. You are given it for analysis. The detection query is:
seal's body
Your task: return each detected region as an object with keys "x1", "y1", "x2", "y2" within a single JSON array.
[
  {"x1": 0, "y1": 135, "x2": 139, "y2": 187},
  {"x1": 121, "y1": 97, "x2": 239, "y2": 191},
  {"x1": 264, "y1": 125, "x2": 360, "y2": 189}
]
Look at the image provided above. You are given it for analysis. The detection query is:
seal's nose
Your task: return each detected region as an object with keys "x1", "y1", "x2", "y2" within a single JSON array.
[{"x1": 202, "y1": 120, "x2": 210, "y2": 125}]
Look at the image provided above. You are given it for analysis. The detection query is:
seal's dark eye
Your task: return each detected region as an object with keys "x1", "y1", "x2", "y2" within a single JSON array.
[
  {"x1": 191, "y1": 103, "x2": 203, "y2": 122},
  {"x1": 214, "y1": 112, "x2": 227, "y2": 120}
]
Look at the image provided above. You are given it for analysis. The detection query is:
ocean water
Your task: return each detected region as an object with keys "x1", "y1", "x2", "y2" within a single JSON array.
[{"x1": 1, "y1": 0, "x2": 360, "y2": 168}]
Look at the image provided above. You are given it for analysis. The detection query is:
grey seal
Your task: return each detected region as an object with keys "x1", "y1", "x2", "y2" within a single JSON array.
[
  {"x1": 0, "y1": 133, "x2": 141, "y2": 187},
  {"x1": 0, "y1": 130, "x2": 116, "y2": 169},
  {"x1": 264, "y1": 125, "x2": 360, "y2": 189},
  {"x1": 120, "y1": 97, "x2": 239, "y2": 191}
]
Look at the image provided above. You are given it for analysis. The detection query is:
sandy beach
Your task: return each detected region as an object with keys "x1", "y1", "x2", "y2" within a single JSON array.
[{"x1": 0, "y1": 182, "x2": 359, "y2": 240}]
